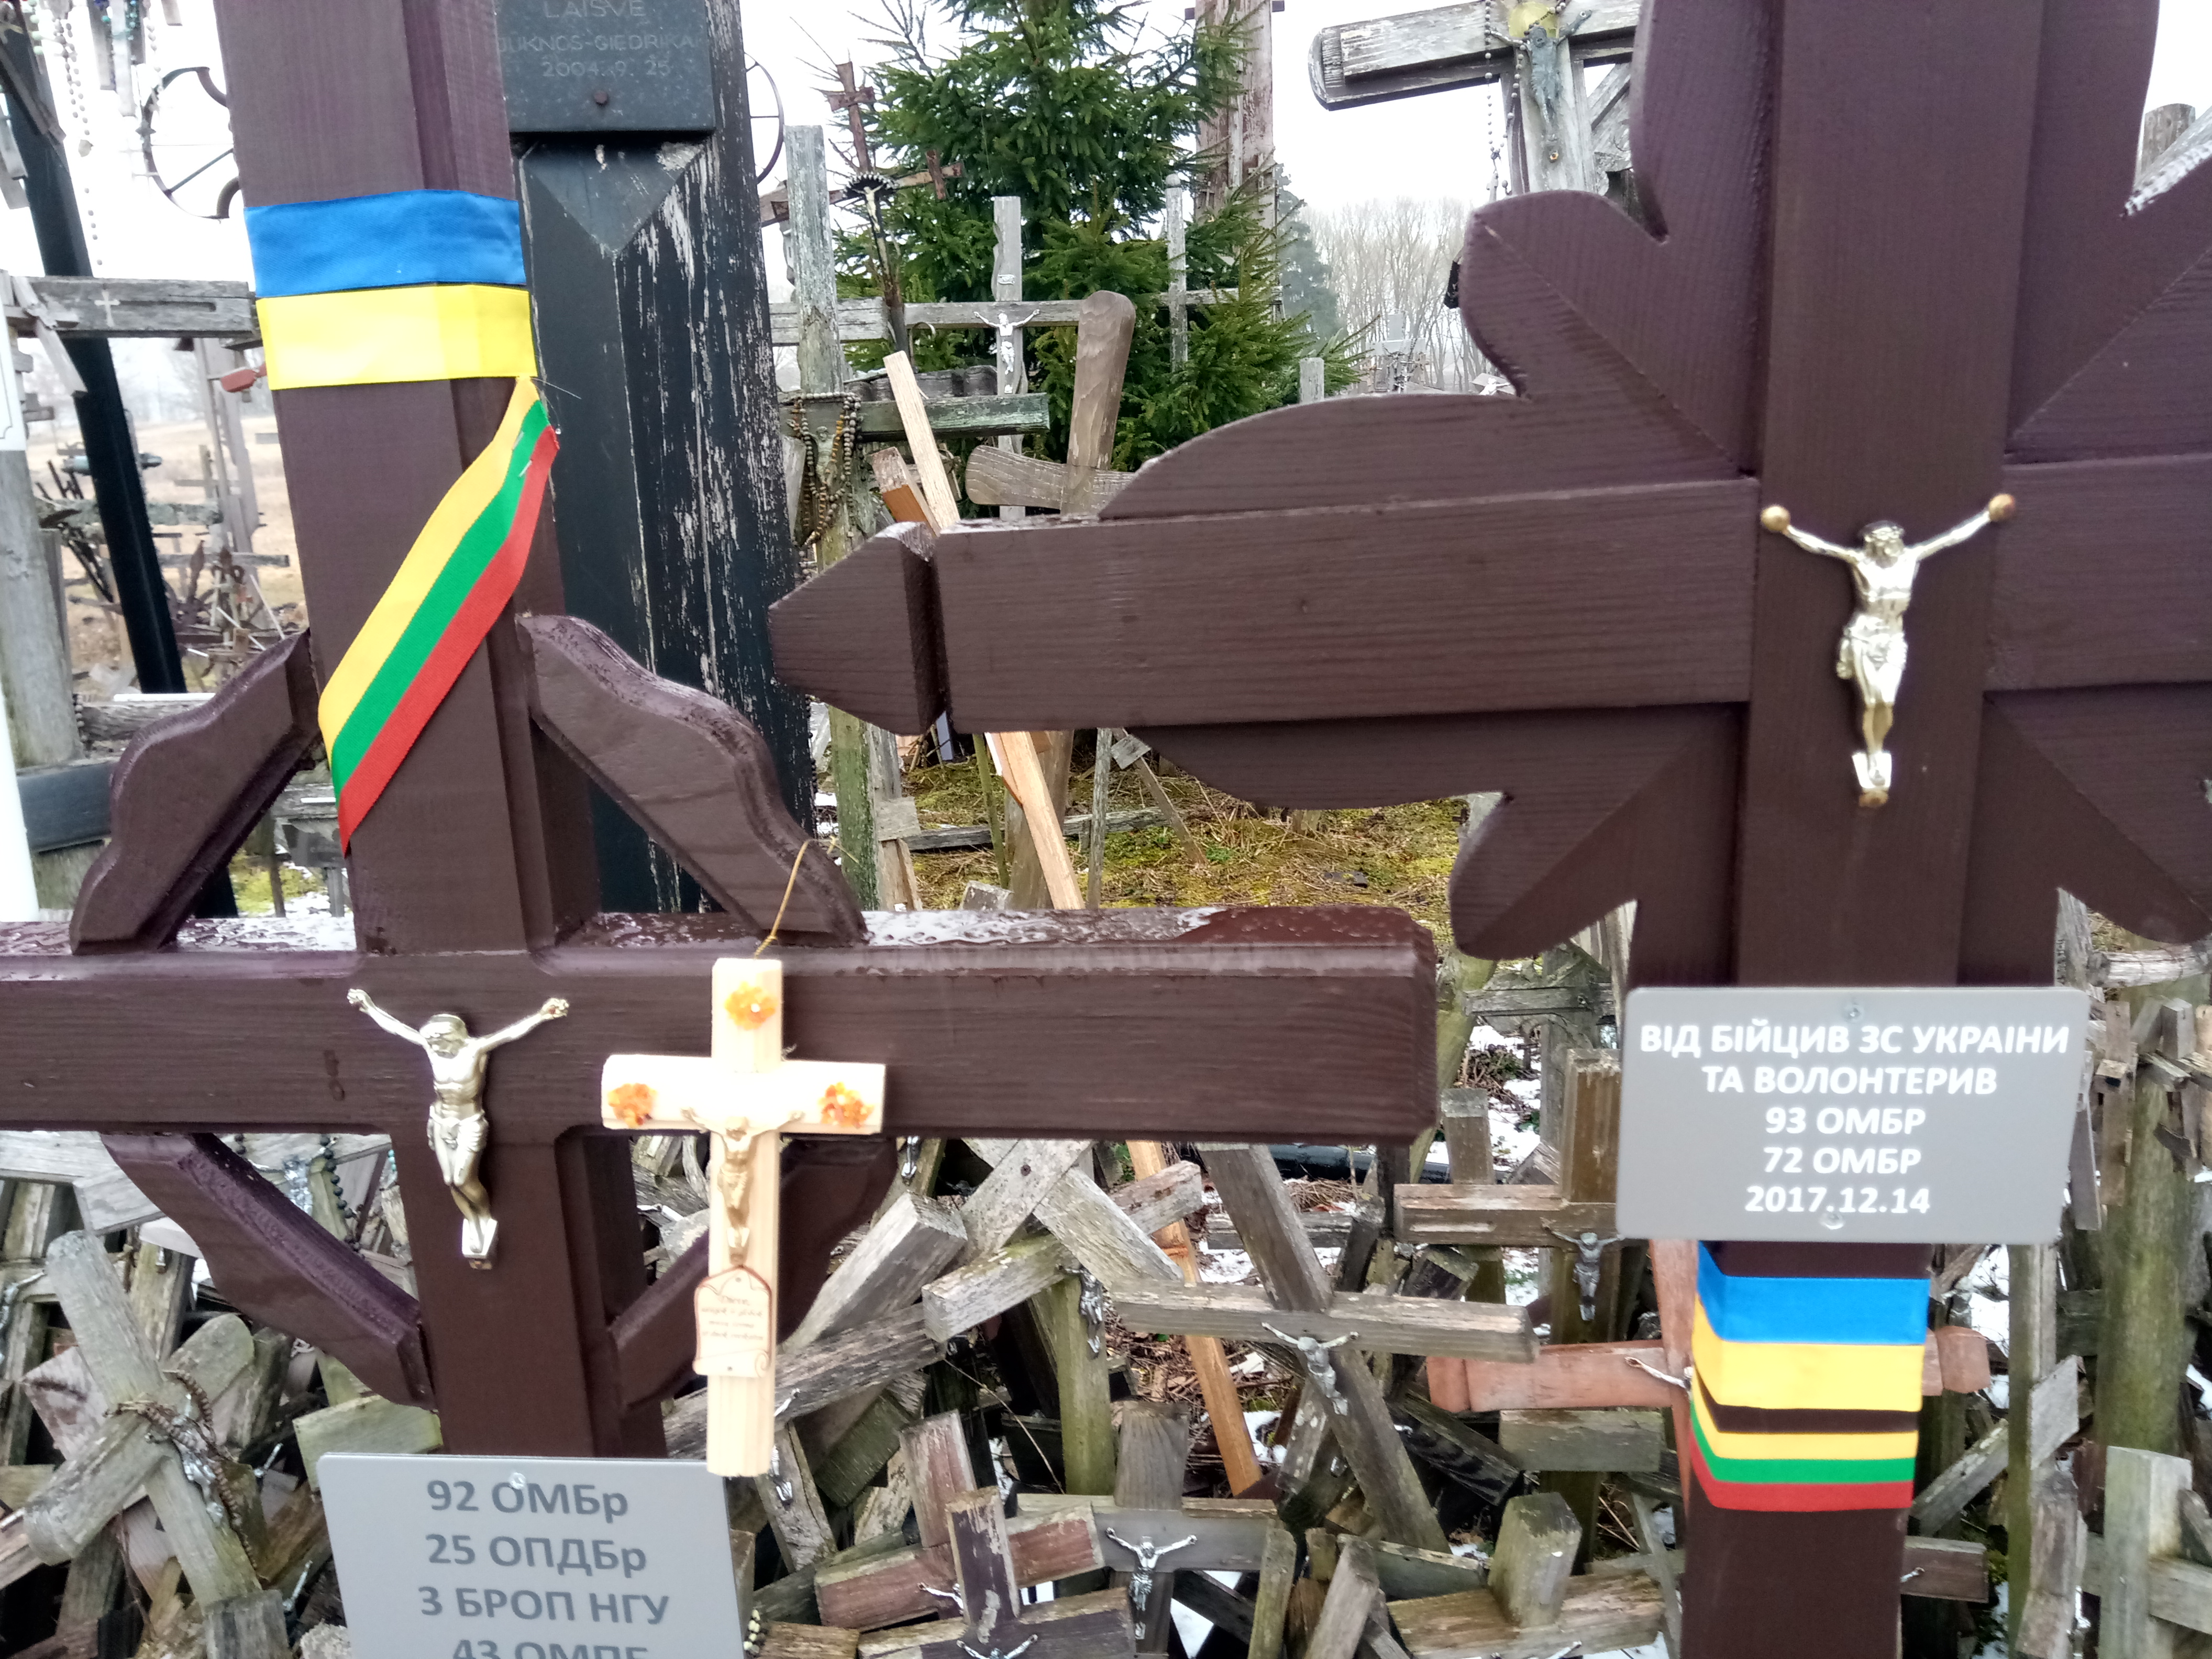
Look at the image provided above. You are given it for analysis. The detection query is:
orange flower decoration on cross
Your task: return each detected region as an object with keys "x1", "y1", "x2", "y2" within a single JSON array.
[
  {"x1": 819, "y1": 1082, "x2": 869, "y2": 1128},
  {"x1": 606, "y1": 1081, "x2": 658, "y2": 1129},
  {"x1": 723, "y1": 982, "x2": 779, "y2": 1031}
]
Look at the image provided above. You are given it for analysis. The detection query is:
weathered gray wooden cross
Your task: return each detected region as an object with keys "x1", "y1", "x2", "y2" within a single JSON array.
[
  {"x1": 1308, "y1": 0, "x2": 1638, "y2": 195},
  {"x1": 773, "y1": 1, "x2": 2212, "y2": 1652}
]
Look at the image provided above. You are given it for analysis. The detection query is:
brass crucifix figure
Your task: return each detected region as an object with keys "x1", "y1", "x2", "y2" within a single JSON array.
[
  {"x1": 1760, "y1": 494, "x2": 2015, "y2": 806},
  {"x1": 347, "y1": 990, "x2": 569, "y2": 1267}
]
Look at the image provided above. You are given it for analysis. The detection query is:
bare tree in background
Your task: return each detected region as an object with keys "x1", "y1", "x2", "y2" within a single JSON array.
[{"x1": 1309, "y1": 197, "x2": 1505, "y2": 394}]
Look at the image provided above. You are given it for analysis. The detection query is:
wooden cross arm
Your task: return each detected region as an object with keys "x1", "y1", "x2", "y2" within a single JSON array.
[
  {"x1": 771, "y1": 480, "x2": 1757, "y2": 734},
  {"x1": 1111, "y1": 1282, "x2": 1536, "y2": 1362},
  {"x1": 1309, "y1": 0, "x2": 1641, "y2": 110},
  {"x1": 0, "y1": 908, "x2": 1434, "y2": 1144},
  {"x1": 600, "y1": 1055, "x2": 887, "y2": 1135}
]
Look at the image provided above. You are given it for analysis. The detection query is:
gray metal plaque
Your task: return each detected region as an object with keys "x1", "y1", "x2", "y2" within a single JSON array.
[
  {"x1": 496, "y1": 0, "x2": 716, "y2": 134},
  {"x1": 1618, "y1": 986, "x2": 2089, "y2": 1244},
  {"x1": 321, "y1": 1453, "x2": 739, "y2": 1658}
]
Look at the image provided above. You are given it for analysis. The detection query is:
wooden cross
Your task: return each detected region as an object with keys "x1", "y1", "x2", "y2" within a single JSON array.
[
  {"x1": 598, "y1": 957, "x2": 884, "y2": 1475},
  {"x1": 826, "y1": 62, "x2": 878, "y2": 172},
  {"x1": 0, "y1": 0, "x2": 1435, "y2": 1475},
  {"x1": 913, "y1": 1488, "x2": 1135, "y2": 1659},
  {"x1": 772, "y1": 2, "x2": 2212, "y2": 1651},
  {"x1": 1308, "y1": 0, "x2": 1638, "y2": 194}
]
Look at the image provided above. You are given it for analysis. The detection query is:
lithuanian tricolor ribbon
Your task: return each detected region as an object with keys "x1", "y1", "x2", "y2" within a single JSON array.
[
  {"x1": 1688, "y1": 1244, "x2": 1930, "y2": 1512},
  {"x1": 317, "y1": 380, "x2": 557, "y2": 845},
  {"x1": 246, "y1": 190, "x2": 537, "y2": 390}
]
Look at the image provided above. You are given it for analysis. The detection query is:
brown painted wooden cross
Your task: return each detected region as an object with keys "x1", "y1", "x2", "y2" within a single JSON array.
[
  {"x1": 0, "y1": 0, "x2": 1436, "y2": 1505},
  {"x1": 773, "y1": 2, "x2": 2212, "y2": 1651}
]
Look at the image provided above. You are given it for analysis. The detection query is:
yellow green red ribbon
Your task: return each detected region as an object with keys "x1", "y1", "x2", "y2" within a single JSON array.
[{"x1": 318, "y1": 380, "x2": 557, "y2": 845}]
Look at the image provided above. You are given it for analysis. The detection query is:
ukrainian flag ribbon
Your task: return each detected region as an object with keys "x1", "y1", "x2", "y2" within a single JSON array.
[
  {"x1": 315, "y1": 380, "x2": 556, "y2": 845},
  {"x1": 1686, "y1": 1244, "x2": 1929, "y2": 1512},
  {"x1": 246, "y1": 190, "x2": 537, "y2": 390},
  {"x1": 244, "y1": 189, "x2": 556, "y2": 844}
]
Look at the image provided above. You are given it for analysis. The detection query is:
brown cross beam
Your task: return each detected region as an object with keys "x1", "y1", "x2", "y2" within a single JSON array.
[
  {"x1": 771, "y1": 2, "x2": 2212, "y2": 1651},
  {"x1": 0, "y1": 0, "x2": 1434, "y2": 1474}
]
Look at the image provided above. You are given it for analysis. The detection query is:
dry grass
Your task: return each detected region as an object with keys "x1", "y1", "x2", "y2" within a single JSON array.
[{"x1": 907, "y1": 749, "x2": 1465, "y2": 934}]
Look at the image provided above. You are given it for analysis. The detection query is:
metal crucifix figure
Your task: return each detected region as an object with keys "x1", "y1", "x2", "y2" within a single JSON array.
[
  {"x1": 1759, "y1": 494, "x2": 2015, "y2": 806},
  {"x1": 347, "y1": 991, "x2": 569, "y2": 1266},
  {"x1": 1264, "y1": 1321, "x2": 1355, "y2": 1415},
  {"x1": 1102, "y1": 1528, "x2": 1196, "y2": 1612}
]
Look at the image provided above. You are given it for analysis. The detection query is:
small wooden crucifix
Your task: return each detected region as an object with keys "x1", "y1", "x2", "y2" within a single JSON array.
[{"x1": 599, "y1": 957, "x2": 884, "y2": 1476}]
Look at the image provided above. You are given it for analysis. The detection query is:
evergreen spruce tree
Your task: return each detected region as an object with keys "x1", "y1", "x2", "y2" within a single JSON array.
[{"x1": 844, "y1": 0, "x2": 1350, "y2": 474}]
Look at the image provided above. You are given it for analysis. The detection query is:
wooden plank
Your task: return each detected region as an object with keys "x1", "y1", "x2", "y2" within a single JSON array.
[
  {"x1": 1061, "y1": 293, "x2": 1136, "y2": 508},
  {"x1": 1307, "y1": 1537, "x2": 1382, "y2": 1659},
  {"x1": 1112, "y1": 1282, "x2": 1534, "y2": 1359},
  {"x1": 1911, "y1": 1356, "x2": 2079, "y2": 1534},
  {"x1": 1497, "y1": 1408, "x2": 1664, "y2": 1473},
  {"x1": 1390, "y1": 1398, "x2": 1520, "y2": 1507},
  {"x1": 813, "y1": 1390, "x2": 919, "y2": 1512},
  {"x1": 1096, "y1": 1509, "x2": 1280, "y2": 1574},
  {"x1": 2104, "y1": 1445, "x2": 2191, "y2": 1658},
  {"x1": 923, "y1": 482, "x2": 1755, "y2": 733},
  {"x1": 1127, "y1": 1138, "x2": 1262, "y2": 1496},
  {"x1": 854, "y1": 393, "x2": 1049, "y2": 442},
  {"x1": 967, "y1": 1139, "x2": 1181, "y2": 1290},
  {"x1": 756, "y1": 1424, "x2": 838, "y2": 1574},
  {"x1": 1248, "y1": 1523, "x2": 1297, "y2": 1659},
  {"x1": 1200, "y1": 1143, "x2": 1446, "y2": 1552},
  {"x1": 964, "y1": 445, "x2": 1132, "y2": 515},
  {"x1": 1, "y1": 910, "x2": 1441, "y2": 1143},
  {"x1": 2085, "y1": 1536, "x2": 2212, "y2": 1637},
  {"x1": 0, "y1": 1133, "x2": 158, "y2": 1230},
  {"x1": 296, "y1": 1392, "x2": 442, "y2": 1485},
  {"x1": 883, "y1": 353, "x2": 963, "y2": 531},
  {"x1": 787, "y1": 1193, "x2": 968, "y2": 1351},
  {"x1": 38, "y1": 1232, "x2": 261, "y2": 1602},
  {"x1": 1036, "y1": 1270, "x2": 1116, "y2": 1495},
  {"x1": 1899, "y1": 1537, "x2": 1988, "y2": 1604},
  {"x1": 901, "y1": 1413, "x2": 974, "y2": 1550},
  {"x1": 2017, "y1": 1465, "x2": 2087, "y2": 1657},
  {"x1": 1110, "y1": 1404, "x2": 1190, "y2": 1649},
  {"x1": 818, "y1": 1513, "x2": 1114, "y2": 1628},
  {"x1": 1397, "y1": 1185, "x2": 1612, "y2": 1247},
  {"x1": 18, "y1": 275, "x2": 257, "y2": 338},
  {"x1": 1490, "y1": 1492, "x2": 1579, "y2": 1629},
  {"x1": 1309, "y1": 0, "x2": 1640, "y2": 110},
  {"x1": 104, "y1": 1132, "x2": 432, "y2": 1406},
  {"x1": 1456, "y1": 1340, "x2": 1681, "y2": 1409},
  {"x1": 959, "y1": 1139, "x2": 1091, "y2": 1258},
  {"x1": 1389, "y1": 1573, "x2": 1666, "y2": 1659}
]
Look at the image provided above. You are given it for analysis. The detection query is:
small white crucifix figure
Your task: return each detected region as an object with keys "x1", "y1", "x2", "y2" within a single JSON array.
[
  {"x1": 1760, "y1": 494, "x2": 2015, "y2": 806},
  {"x1": 599, "y1": 958, "x2": 885, "y2": 1476}
]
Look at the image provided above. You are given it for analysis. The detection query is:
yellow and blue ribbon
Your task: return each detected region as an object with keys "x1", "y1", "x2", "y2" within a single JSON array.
[{"x1": 247, "y1": 190, "x2": 537, "y2": 390}]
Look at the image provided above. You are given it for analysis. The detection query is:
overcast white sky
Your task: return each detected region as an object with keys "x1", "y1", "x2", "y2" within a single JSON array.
[{"x1": 0, "y1": 0, "x2": 2207, "y2": 284}]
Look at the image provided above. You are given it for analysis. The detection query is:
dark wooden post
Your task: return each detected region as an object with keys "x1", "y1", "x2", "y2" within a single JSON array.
[
  {"x1": 500, "y1": 0, "x2": 810, "y2": 909},
  {"x1": 209, "y1": 0, "x2": 654, "y2": 1456}
]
